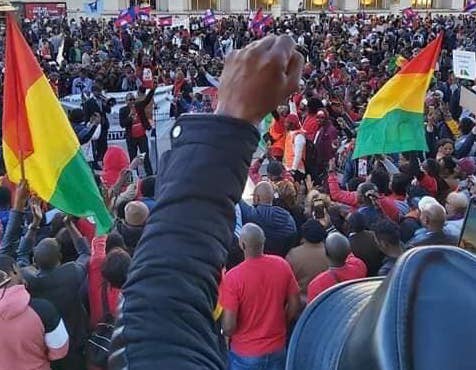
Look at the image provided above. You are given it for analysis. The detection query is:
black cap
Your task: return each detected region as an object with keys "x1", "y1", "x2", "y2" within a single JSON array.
[
  {"x1": 301, "y1": 219, "x2": 327, "y2": 243},
  {"x1": 69, "y1": 108, "x2": 85, "y2": 124}
]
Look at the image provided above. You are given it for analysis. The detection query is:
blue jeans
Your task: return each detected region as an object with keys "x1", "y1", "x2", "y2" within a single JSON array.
[{"x1": 228, "y1": 349, "x2": 286, "y2": 370}]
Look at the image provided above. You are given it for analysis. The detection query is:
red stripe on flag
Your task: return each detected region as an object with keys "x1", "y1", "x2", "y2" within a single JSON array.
[
  {"x1": 2, "y1": 14, "x2": 43, "y2": 161},
  {"x1": 399, "y1": 33, "x2": 443, "y2": 75}
]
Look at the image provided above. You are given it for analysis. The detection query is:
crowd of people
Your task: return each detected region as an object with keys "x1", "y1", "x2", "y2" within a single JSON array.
[{"x1": 0, "y1": 9, "x2": 475, "y2": 370}]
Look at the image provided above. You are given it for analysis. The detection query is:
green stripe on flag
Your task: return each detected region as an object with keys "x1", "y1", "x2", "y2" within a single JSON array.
[
  {"x1": 49, "y1": 151, "x2": 113, "y2": 235},
  {"x1": 353, "y1": 109, "x2": 428, "y2": 159},
  {"x1": 258, "y1": 113, "x2": 273, "y2": 150}
]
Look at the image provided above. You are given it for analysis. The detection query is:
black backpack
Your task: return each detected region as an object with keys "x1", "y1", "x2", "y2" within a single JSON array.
[{"x1": 87, "y1": 282, "x2": 115, "y2": 368}]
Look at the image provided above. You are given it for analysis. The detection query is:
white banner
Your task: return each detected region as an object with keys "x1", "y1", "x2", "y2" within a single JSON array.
[
  {"x1": 453, "y1": 50, "x2": 476, "y2": 81},
  {"x1": 172, "y1": 16, "x2": 190, "y2": 30},
  {"x1": 60, "y1": 86, "x2": 174, "y2": 172}
]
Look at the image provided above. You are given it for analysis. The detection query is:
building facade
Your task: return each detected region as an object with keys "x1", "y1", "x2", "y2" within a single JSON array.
[
  {"x1": 154, "y1": 0, "x2": 465, "y2": 12},
  {"x1": 25, "y1": 0, "x2": 467, "y2": 17}
]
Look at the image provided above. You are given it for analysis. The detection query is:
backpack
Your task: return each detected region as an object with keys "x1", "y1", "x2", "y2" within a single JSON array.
[{"x1": 87, "y1": 282, "x2": 115, "y2": 368}]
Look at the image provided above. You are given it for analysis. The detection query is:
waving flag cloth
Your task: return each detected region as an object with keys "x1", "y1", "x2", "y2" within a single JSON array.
[
  {"x1": 84, "y1": 0, "x2": 103, "y2": 16},
  {"x1": 402, "y1": 7, "x2": 417, "y2": 26},
  {"x1": 353, "y1": 33, "x2": 443, "y2": 159},
  {"x1": 203, "y1": 8, "x2": 216, "y2": 26},
  {"x1": 2, "y1": 14, "x2": 112, "y2": 235},
  {"x1": 465, "y1": 0, "x2": 476, "y2": 12},
  {"x1": 114, "y1": 7, "x2": 135, "y2": 27},
  {"x1": 250, "y1": 8, "x2": 273, "y2": 36},
  {"x1": 136, "y1": 5, "x2": 151, "y2": 20},
  {"x1": 157, "y1": 15, "x2": 172, "y2": 27}
]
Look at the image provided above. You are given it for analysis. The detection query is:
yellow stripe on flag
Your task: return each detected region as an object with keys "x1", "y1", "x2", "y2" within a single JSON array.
[
  {"x1": 363, "y1": 72, "x2": 433, "y2": 119},
  {"x1": 5, "y1": 76, "x2": 79, "y2": 200}
]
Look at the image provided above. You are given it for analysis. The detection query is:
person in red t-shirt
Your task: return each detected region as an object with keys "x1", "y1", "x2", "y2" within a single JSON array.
[
  {"x1": 220, "y1": 223, "x2": 300, "y2": 370},
  {"x1": 307, "y1": 232, "x2": 367, "y2": 303},
  {"x1": 302, "y1": 97, "x2": 322, "y2": 142}
]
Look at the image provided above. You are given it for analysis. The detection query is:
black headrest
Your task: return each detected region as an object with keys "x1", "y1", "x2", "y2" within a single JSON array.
[{"x1": 287, "y1": 246, "x2": 476, "y2": 370}]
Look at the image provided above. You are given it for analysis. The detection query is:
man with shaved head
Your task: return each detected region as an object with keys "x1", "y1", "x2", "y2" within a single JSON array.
[
  {"x1": 307, "y1": 232, "x2": 367, "y2": 303},
  {"x1": 220, "y1": 223, "x2": 300, "y2": 370},
  {"x1": 240, "y1": 181, "x2": 297, "y2": 257}
]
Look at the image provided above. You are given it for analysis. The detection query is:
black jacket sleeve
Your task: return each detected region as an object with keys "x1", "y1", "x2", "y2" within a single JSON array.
[
  {"x1": 109, "y1": 114, "x2": 259, "y2": 370},
  {"x1": 119, "y1": 106, "x2": 133, "y2": 129}
]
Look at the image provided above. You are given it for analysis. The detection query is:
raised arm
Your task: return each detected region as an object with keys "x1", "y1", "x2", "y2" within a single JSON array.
[
  {"x1": 17, "y1": 198, "x2": 43, "y2": 267},
  {"x1": 0, "y1": 180, "x2": 28, "y2": 258},
  {"x1": 63, "y1": 216, "x2": 91, "y2": 274},
  {"x1": 109, "y1": 35, "x2": 304, "y2": 370}
]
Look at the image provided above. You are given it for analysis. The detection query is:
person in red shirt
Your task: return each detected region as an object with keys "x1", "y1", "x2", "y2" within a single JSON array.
[
  {"x1": 307, "y1": 232, "x2": 367, "y2": 303},
  {"x1": 327, "y1": 159, "x2": 400, "y2": 222},
  {"x1": 220, "y1": 223, "x2": 300, "y2": 370},
  {"x1": 302, "y1": 97, "x2": 322, "y2": 142}
]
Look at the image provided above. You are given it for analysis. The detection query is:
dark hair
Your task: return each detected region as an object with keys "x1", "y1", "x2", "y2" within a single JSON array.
[
  {"x1": 307, "y1": 97, "x2": 322, "y2": 114},
  {"x1": 69, "y1": 108, "x2": 85, "y2": 124},
  {"x1": 140, "y1": 176, "x2": 156, "y2": 198},
  {"x1": 34, "y1": 238, "x2": 61, "y2": 270},
  {"x1": 390, "y1": 173, "x2": 410, "y2": 196},
  {"x1": 55, "y1": 228, "x2": 78, "y2": 263},
  {"x1": 327, "y1": 205, "x2": 350, "y2": 235},
  {"x1": 436, "y1": 138, "x2": 454, "y2": 151},
  {"x1": 50, "y1": 212, "x2": 66, "y2": 237},
  {"x1": 439, "y1": 155, "x2": 458, "y2": 172},
  {"x1": 101, "y1": 249, "x2": 131, "y2": 289},
  {"x1": 347, "y1": 177, "x2": 364, "y2": 191},
  {"x1": 373, "y1": 219, "x2": 401, "y2": 246},
  {"x1": 116, "y1": 200, "x2": 128, "y2": 220},
  {"x1": 423, "y1": 159, "x2": 440, "y2": 177},
  {"x1": 460, "y1": 117, "x2": 474, "y2": 135},
  {"x1": 106, "y1": 232, "x2": 127, "y2": 254},
  {"x1": 0, "y1": 255, "x2": 16, "y2": 275},
  {"x1": 301, "y1": 219, "x2": 327, "y2": 243},
  {"x1": 0, "y1": 187, "x2": 11, "y2": 209},
  {"x1": 348, "y1": 212, "x2": 367, "y2": 233},
  {"x1": 370, "y1": 169, "x2": 390, "y2": 194}
]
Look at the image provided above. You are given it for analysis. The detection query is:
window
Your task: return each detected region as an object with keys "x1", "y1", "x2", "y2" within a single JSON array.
[
  {"x1": 359, "y1": 0, "x2": 384, "y2": 9},
  {"x1": 306, "y1": 0, "x2": 328, "y2": 10},
  {"x1": 190, "y1": 0, "x2": 218, "y2": 10},
  {"x1": 250, "y1": 0, "x2": 277, "y2": 11},
  {"x1": 412, "y1": 0, "x2": 432, "y2": 8}
]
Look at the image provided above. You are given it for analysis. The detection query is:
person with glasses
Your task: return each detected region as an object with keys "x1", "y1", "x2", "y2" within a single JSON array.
[
  {"x1": 0, "y1": 255, "x2": 69, "y2": 370},
  {"x1": 119, "y1": 86, "x2": 156, "y2": 176}
]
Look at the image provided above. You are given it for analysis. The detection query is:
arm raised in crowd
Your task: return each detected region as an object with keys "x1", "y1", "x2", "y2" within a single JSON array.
[
  {"x1": 0, "y1": 180, "x2": 28, "y2": 258},
  {"x1": 109, "y1": 35, "x2": 303, "y2": 370},
  {"x1": 16, "y1": 198, "x2": 43, "y2": 267},
  {"x1": 63, "y1": 216, "x2": 91, "y2": 273}
]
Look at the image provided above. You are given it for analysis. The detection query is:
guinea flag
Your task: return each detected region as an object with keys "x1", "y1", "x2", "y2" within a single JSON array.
[
  {"x1": 2, "y1": 14, "x2": 112, "y2": 235},
  {"x1": 353, "y1": 33, "x2": 443, "y2": 159}
]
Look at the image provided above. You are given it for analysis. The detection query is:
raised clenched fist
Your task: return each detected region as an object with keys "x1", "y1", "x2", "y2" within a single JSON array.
[{"x1": 215, "y1": 35, "x2": 304, "y2": 125}]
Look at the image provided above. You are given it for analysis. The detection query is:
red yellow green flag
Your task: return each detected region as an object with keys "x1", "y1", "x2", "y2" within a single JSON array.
[
  {"x1": 2, "y1": 14, "x2": 112, "y2": 234},
  {"x1": 353, "y1": 33, "x2": 443, "y2": 159}
]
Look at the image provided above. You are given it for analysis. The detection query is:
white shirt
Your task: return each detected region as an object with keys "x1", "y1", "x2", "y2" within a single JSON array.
[
  {"x1": 81, "y1": 123, "x2": 101, "y2": 162},
  {"x1": 293, "y1": 133, "x2": 306, "y2": 172}
]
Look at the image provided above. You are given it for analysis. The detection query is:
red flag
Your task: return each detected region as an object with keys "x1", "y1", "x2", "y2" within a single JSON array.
[{"x1": 158, "y1": 16, "x2": 172, "y2": 27}]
